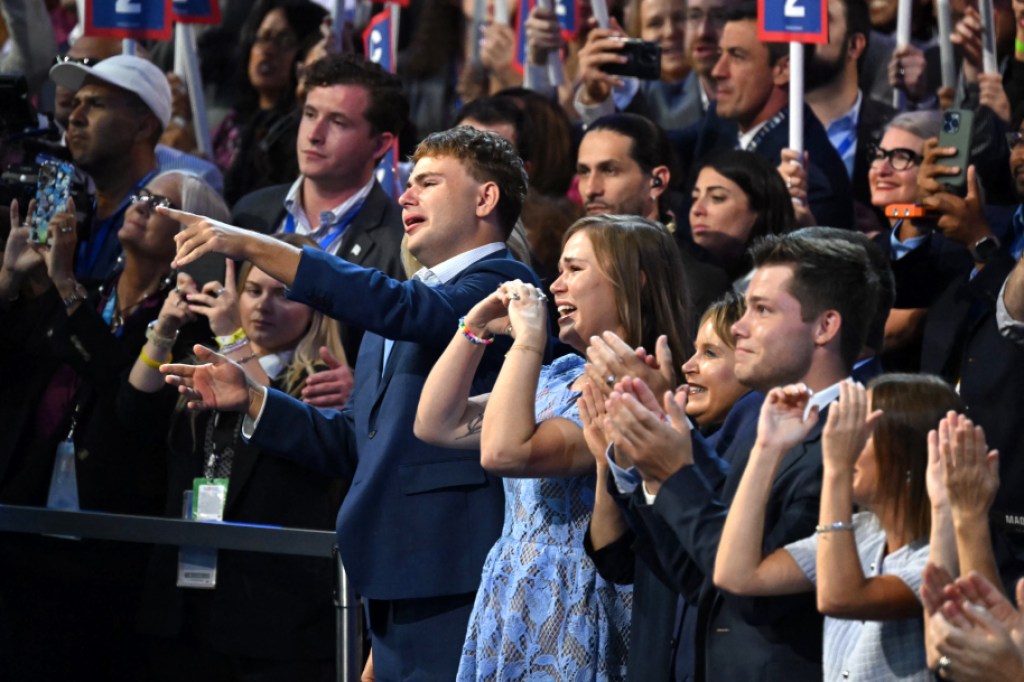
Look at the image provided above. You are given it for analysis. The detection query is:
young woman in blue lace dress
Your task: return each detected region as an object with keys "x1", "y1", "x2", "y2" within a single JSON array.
[{"x1": 416, "y1": 214, "x2": 693, "y2": 680}]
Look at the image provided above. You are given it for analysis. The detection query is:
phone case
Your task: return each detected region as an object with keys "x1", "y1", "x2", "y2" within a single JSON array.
[
  {"x1": 30, "y1": 159, "x2": 75, "y2": 245},
  {"x1": 936, "y1": 109, "x2": 975, "y2": 197}
]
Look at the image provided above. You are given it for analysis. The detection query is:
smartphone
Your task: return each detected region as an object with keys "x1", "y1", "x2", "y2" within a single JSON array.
[
  {"x1": 29, "y1": 159, "x2": 75, "y2": 245},
  {"x1": 884, "y1": 203, "x2": 940, "y2": 220},
  {"x1": 178, "y1": 254, "x2": 227, "y2": 289},
  {"x1": 601, "y1": 39, "x2": 662, "y2": 80},
  {"x1": 936, "y1": 109, "x2": 975, "y2": 197}
]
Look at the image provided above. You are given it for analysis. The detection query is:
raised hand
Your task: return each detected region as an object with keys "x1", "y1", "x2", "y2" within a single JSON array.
[
  {"x1": 302, "y1": 346, "x2": 355, "y2": 409},
  {"x1": 942, "y1": 414, "x2": 999, "y2": 523},
  {"x1": 576, "y1": 18, "x2": 628, "y2": 104},
  {"x1": 42, "y1": 197, "x2": 78, "y2": 284},
  {"x1": 889, "y1": 43, "x2": 929, "y2": 101},
  {"x1": 186, "y1": 258, "x2": 241, "y2": 336},
  {"x1": 161, "y1": 344, "x2": 252, "y2": 412},
  {"x1": 2, "y1": 200, "x2": 44, "y2": 278},
  {"x1": 754, "y1": 383, "x2": 819, "y2": 454},
  {"x1": 578, "y1": 381, "x2": 611, "y2": 469},
  {"x1": 821, "y1": 380, "x2": 882, "y2": 473},
  {"x1": 585, "y1": 331, "x2": 675, "y2": 400},
  {"x1": 163, "y1": 207, "x2": 255, "y2": 268},
  {"x1": 152, "y1": 272, "x2": 199, "y2": 338},
  {"x1": 605, "y1": 378, "x2": 692, "y2": 493},
  {"x1": 524, "y1": 5, "x2": 564, "y2": 66}
]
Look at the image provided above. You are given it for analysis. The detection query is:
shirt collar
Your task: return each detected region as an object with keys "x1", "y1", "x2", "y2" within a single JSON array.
[
  {"x1": 825, "y1": 89, "x2": 862, "y2": 131},
  {"x1": 282, "y1": 175, "x2": 376, "y2": 234},
  {"x1": 802, "y1": 378, "x2": 849, "y2": 421},
  {"x1": 414, "y1": 242, "x2": 506, "y2": 285},
  {"x1": 257, "y1": 349, "x2": 293, "y2": 380}
]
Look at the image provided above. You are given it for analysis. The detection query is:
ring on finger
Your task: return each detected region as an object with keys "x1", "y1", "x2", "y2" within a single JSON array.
[
  {"x1": 215, "y1": 288, "x2": 226, "y2": 297},
  {"x1": 536, "y1": 292, "x2": 548, "y2": 302},
  {"x1": 785, "y1": 179, "x2": 792, "y2": 189},
  {"x1": 508, "y1": 291, "x2": 521, "y2": 301},
  {"x1": 936, "y1": 655, "x2": 953, "y2": 680},
  {"x1": 605, "y1": 374, "x2": 616, "y2": 388},
  {"x1": 59, "y1": 225, "x2": 73, "y2": 234}
]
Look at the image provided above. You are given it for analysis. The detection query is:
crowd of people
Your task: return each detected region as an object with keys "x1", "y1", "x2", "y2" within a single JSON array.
[{"x1": 1, "y1": 0, "x2": 1024, "y2": 679}]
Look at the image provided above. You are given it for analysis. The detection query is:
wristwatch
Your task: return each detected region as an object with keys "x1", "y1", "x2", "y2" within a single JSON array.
[{"x1": 969, "y1": 234, "x2": 1001, "y2": 263}]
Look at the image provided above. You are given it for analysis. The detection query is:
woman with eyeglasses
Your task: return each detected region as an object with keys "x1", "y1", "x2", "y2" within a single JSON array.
[
  {"x1": 866, "y1": 112, "x2": 973, "y2": 371},
  {"x1": 0, "y1": 170, "x2": 229, "y2": 680},
  {"x1": 212, "y1": 0, "x2": 327, "y2": 204}
]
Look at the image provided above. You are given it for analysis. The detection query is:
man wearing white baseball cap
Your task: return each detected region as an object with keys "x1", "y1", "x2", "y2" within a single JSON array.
[{"x1": 48, "y1": 54, "x2": 169, "y2": 286}]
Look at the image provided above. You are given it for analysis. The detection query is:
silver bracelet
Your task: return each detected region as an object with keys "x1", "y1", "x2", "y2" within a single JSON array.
[{"x1": 815, "y1": 521, "x2": 855, "y2": 534}]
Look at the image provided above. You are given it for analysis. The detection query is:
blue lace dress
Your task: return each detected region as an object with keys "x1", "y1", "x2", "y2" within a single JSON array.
[{"x1": 457, "y1": 354, "x2": 633, "y2": 681}]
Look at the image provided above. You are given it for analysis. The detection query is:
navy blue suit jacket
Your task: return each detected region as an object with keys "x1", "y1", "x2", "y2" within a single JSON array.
[
  {"x1": 671, "y1": 103, "x2": 854, "y2": 231},
  {"x1": 249, "y1": 246, "x2": 540, "y2": 601}
]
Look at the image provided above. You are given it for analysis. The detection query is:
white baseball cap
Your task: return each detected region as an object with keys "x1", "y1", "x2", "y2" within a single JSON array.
[{"x1": 50, "y1": 54, "x2": 172, "y2": 128}]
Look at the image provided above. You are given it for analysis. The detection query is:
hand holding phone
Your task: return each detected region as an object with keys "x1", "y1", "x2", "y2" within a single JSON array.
[
  {"x1": 600, "y1": 39, "x2": 661, "y2": 80},
  {"x1": 29, "y1": 159, "x2": 75, "y2": 245},
  {"x1": 935, "y1": 109, "x2": 975, "y2": 197}
]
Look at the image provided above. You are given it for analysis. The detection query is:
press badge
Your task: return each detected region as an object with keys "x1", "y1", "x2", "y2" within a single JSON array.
[
  {"x1": 46, "y1": 437, "x2": 80, "y2": 511},
  {"x1": 178, "y1": 489, "x2": 220, "y2": 589},
  {"x1": 192, "y1": 477, "x2": 229, "y2": 522}
]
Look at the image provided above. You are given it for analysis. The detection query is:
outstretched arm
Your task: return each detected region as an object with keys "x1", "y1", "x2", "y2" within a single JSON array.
[
  {"x1": 164, "y1": 207, "x2": 303, "y2": 287},
  {"x1": 714, "y1": 384, "x2": 817, "y2": 597}
]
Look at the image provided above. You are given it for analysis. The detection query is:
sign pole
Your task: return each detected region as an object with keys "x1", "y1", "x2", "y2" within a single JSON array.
[
  {"x1": 788, "y1": 41, "x2": 804, "y2": 155},
  {"x1": 892, "y1": 0, "x2": 910, "y2": 110}
]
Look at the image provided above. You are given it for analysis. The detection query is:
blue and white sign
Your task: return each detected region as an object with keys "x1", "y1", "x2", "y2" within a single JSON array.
[
  {"x1": 85, "y1": 0, "x2": 173, "y2": 40},
  {"x1": 172, "y1": 0, "x2": 221, "y2": 24},
  {"x1": 758, "y1": 0, "x2": 828, "y2": 44}
]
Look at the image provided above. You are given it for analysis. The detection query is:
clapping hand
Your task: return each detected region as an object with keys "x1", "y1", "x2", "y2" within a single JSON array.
[
  {"x1": 604, "y1": 377, "x2": 691, "y2": 494},
  {"x1": 940, "y1": 413, "x2": 999, "y2": 525},
  {"x1": 754, "y1": 383, "x2": 819, "y2": 455},
  {"x1": 585, "y1": 331, "x2": 675, "y2": 400},
  {"x1": 821, "y1": 380, "x2": 883, "y2": 474}
]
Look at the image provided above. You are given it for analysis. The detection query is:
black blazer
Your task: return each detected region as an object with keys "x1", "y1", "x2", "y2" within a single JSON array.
[{"x1": 231, "y1": 180, "x2": 408, "y2": 364}]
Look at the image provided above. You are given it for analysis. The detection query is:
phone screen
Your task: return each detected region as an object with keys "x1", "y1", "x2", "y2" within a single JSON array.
[{"x1": 30, "y1": 160, "x2": 75, "y2": 245}]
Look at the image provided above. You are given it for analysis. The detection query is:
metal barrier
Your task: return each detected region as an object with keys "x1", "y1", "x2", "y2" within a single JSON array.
[{"x1": 0, "y1": 504, "x2": 362, "y2": 682}]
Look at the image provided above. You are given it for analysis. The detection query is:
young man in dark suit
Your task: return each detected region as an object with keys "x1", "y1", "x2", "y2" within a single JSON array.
[
  {"x1": 671, "y1": 2, "x2": 855, "y2": 230},
  {"x1": 163, "y1": 126, "x2": 541, "y2": 681},
  {"x1": 231, "y1": 54, "x2": 409, "y2": 368},
  {"x1": 587, "y1": 233, "x2": 880, "y2": 680}
]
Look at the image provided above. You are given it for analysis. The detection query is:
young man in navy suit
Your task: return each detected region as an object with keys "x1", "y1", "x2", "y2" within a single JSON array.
[{"x1": 163, "y1": 126, "x2": 540, "y2": 681}]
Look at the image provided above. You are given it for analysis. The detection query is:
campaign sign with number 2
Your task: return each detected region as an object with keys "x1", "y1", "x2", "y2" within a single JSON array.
[
  {"x1": 758, "y1": 0, "x2": 828, "y2": 43},
  {"x1": 85, "y1": 0, "x2": 173, "y2": 41}
]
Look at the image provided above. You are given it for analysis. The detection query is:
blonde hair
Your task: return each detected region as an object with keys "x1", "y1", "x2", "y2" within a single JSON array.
[{"x1": 236, "y1": 234, "x2": 346, "y2": 398}]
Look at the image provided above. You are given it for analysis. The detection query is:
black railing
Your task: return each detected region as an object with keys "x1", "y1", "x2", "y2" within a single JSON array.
[{"x1": 0, "y1": 505, "x2": 362, "y2": 682}]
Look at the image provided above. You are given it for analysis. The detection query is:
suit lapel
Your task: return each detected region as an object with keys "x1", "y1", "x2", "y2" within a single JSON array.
[{"x1": 337, "y1": 182, "x2": 386, "y2": 266}]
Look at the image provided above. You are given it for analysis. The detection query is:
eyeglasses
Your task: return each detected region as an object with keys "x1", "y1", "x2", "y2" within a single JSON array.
[
  {"x1": 1007, "y1": 131, "x2": 1024, "y2": 151},
  {"x1": 52, "y1": 55, "x2": 102, "y2": 68},
  {"x1": 130, "y1": 188, "x2": 176, "y2": 212},
  {"x1": 868, "y1": 144, "x2": 923, "y2": 171},
  {"x1": 254, "y1": 31, "x2": 298, "y2": 50}
]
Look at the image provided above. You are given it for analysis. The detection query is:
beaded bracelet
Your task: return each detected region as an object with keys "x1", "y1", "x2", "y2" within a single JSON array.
[
  {"x1": 815, "y1": 521, "x2": 855, "y2": 534},
  {"x1": 216, "y1": 327, "x2": 247, "y2": 349},
  {"x1": 459, "y1": 317, "x2": 494, "y2": 345},
  {"x1": 139, "y1": 347, "x2": 170, "y2": 370}
]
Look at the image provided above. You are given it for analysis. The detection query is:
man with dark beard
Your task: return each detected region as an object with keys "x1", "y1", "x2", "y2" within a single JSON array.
[{"x1": 806, "y1": 0, "x2": 894, "y2": 220}]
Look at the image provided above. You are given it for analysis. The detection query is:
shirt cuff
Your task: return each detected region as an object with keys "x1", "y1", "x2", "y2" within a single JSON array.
[
  {"x1": 642, "y1": 481, "x2": 657, "y2": 505},
  {"x1": 605, "y1": 444, "x2": 641, "y2": 494},
  {"x1": 524, "y1": 63, "x2": 556, "y2": 97},
  {"x1": 996, "y1": 277, "x2": 1024, "y2": 344},
  {"x1": 240, "y1": 385, "x2": 270, "y2": 441}
]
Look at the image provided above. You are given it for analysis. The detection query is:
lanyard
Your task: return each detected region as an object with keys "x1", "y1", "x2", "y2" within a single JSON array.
[
  {"x1": 745, "y1": 109, "x2": 788, "y2": 153},
  {"x1": 281, "y1": 196, "x2": 366, "y2": 251}
]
